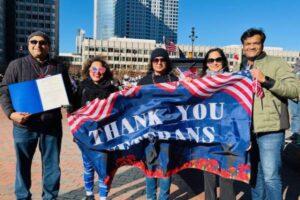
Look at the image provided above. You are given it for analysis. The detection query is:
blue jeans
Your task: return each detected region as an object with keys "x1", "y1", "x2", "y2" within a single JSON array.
[
  {"x1": 288, "y1": 100, "x2": 300, "y2": 134},
  {"x1": 146, "y1": 177, "x2": 171, "y2": 200},
  {"x1": 251, "y1": 131, "x2": 284, "y2": 200},
  {"x1": 77, "y1": 142, "x2": 108, "y2": 197},
  {"x1": 13, "y1": 124, "x2": 62, "y2": 200}
]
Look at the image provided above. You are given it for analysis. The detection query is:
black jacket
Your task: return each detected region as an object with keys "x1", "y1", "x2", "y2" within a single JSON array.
[
  {"x1": 138, "y1": 72, "x2": 178, "y2": 86},
  {"x1": 0, "y1": 55, "x2": 73, "y2": 130},
  {"x1": 73, "y1": 78, "x2": 118, "y2": 110}
]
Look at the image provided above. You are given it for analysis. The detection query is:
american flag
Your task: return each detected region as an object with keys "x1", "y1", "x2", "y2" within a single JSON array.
[
  {"x1": 68, "y1": 71, "x2": 255, "y2": 135},
  {"x1": 180, "y1": 72, "x2": 254, "y2": 114},
  {"x1": 67, "y1": 86, "x2": 141, "y2": 134},
  {"x1": 165, "y1": 41, "x2": 177, "y2": 53},
  {"x1": 252, "y1": 79, "x2": 265, "y2": 98},
  {"x1": 176, "y1": 66, "x2": 199, "y2": 79}
]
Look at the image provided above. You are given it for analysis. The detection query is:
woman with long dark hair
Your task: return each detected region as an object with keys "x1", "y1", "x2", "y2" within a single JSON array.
[
  {"x1": 202, "y1": 48, "x2": 234, "y2": 200},
  {"x1": 74, "y1": 56, "x2": 118, "y2": 200}
]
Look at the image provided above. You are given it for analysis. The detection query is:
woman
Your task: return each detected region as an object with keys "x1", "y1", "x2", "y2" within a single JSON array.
[
  {"x1": 74, "y1": 56, "x2": 118, "y2": 200},
  {"x1": 202, "y1": 48, "x2": 234, "y2": 200},
  {"x1": 138, "y1": 48, "x2": 178, "y2": 200}
]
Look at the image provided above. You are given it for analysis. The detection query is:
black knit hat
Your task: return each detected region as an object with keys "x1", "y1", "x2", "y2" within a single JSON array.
[
  {"x1": 27, "y1": 31, "x2": 51, "y2": 45},
  {"x1": 150, "y1": 48, "x2": 170, "y2": 62}
]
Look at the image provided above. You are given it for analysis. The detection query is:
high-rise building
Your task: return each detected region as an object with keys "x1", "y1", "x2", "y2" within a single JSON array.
[
  {"x1": 6, "y1": 0, "x2": 59, "y2": 63},
  {"x1": 0, "y1": 0, "x2": 5, "y2": 72},
  {"x1": 76, "y1": 29, "x2": 86, "y2": 54},
  {"x1": 94, "y1": 0, "x2": 116, "y2": 40},
  {"x1": 94, "y1": 0, "x2": 178, "y2": 43}
]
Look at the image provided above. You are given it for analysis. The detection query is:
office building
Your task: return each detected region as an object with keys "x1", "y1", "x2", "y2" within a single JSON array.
[
  {"x1": 94, "y1": 0, "x2": 178, "y2": 43},
  {"x1": 94, "y1": 0, "x2": 116, "y2": 40},
  {"x1": 6, "y1": 0, "x2": 59, "y2": 62},
  {"x1": 76, "y1": 29, "x2": 86, "y2": 54},
  {"x1": 79, "y1": 37, "x2": 299, "y2": 72}
]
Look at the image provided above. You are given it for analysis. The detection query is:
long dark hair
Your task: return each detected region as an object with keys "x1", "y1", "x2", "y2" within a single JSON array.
[
  {"x1": 202, "y1": 48, "x2": 229, "y2": 76},
  {"x1": 81, "y1": 56, "x2": 113, "y2": 81}
]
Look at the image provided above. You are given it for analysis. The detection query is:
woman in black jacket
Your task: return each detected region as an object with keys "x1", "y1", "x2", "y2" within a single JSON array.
[
  {"x1": 138, "y1": 48, "x2": 179, "y2": 200},
  {"x1": 75, "y1": 56, "x2": 118, "y2": 200},
  {"x1": 202, "y1": 48, "x2": 234, "y2": 200}
]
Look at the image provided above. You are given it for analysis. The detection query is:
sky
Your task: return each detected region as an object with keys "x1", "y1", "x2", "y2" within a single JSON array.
[{"x1": 59, "y1": 0, "x2": 300, "y2": 53}]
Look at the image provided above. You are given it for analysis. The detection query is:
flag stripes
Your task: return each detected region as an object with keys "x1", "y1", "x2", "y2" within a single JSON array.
[
  {"x1": 180, "y1": 73, "x2": 254, "y2": 114},
  {"x1": 68, "y1": 72, "x2": 257, "y2": 134}
]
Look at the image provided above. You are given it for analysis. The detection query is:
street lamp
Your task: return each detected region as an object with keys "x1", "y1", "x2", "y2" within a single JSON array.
[{"x1": 189, "y1": 27, "x2": 198, "y2": 58}]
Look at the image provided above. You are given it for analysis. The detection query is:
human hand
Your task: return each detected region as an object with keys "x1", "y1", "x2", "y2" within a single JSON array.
[
  {"x1": 123, "y1": 83, "x2": 133, "y2": 90},
  {"x1": 183, "y1": 77, "x2": 193, "y2": 82},
  {"x1": 9, "y1": 112, "x2": 31, "y2": 124},
  {"x1": 250, "y1": 69, "x2": 266, "y2": 83}
]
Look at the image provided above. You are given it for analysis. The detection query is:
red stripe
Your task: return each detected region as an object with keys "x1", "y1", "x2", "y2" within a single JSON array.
[
  {"x1": 223, "y1": 89, "x2": 252, "y2": 115},
  {"x1": 68, "y1": 99, "x2": 100, "y2": 127}
]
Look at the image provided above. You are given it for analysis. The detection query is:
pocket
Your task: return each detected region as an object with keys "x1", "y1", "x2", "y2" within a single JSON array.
[{"x1": 13, "y1": 126, "x2": 38, "y2": 141}]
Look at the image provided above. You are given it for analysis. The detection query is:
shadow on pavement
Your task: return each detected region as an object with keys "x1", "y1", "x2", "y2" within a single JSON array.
[{"x1": 58, "y1": 144, "x2": 300, "y2": 199}]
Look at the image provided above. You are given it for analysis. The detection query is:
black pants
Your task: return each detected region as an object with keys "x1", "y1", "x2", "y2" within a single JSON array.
[{"x1": 204, "y1": 171, "x2": 235, "y2": 200}]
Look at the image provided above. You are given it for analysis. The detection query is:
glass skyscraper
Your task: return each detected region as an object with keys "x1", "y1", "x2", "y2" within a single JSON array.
[
  {"x1": 94, "y1": 0, "x2": 178, "y2": 43},
  {"x1": 94, "y1": 0, "x2": 116, "y2": 40},
  {"x1": 6, "y1": 0, "x2": 59, "y2": 62}
]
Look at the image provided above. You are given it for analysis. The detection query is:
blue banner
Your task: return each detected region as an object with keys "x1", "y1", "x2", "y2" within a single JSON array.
[{"x1": 68, "y1": 71, "x2": 254, "y2": 186}]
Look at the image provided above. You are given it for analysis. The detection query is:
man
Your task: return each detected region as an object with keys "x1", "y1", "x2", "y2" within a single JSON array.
[
  {"x1": 0, "y1": 31, "x2": 73, "y2": 200},
  {"x1": 235, "y1": 28, "x2": 298, "y2": 200}
]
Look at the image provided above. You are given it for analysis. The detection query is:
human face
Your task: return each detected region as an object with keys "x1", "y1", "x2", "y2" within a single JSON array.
[
  {"x1": 28, "y1": 36, "x2": 49, "y2": 61},
  {"x1": 89, "y1": 61, "x2": 106, "y2": 83},
  {"x1": 206, "y1": 51, "x2": 223, "y2": 72},
  {"x1": 152, "y1": 57, "x2": 167, "y2": 75},
  {"x1": 242, "y1": 34, "x2": 263, "y2": 60}
]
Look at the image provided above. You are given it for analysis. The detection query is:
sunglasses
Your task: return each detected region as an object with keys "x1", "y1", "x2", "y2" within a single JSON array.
[
  {"x1": 207, "y1": 57, "x2": 223, "y2": 63},
  {"x1": 90, "y1": 66, "x2": 106, "y2": 74},
  {"x1": 29, "y1": 40, "x2": 48, "y2": 46},
  {"x1": 153, "y1": 58, "x2": 166, "y2": 63}
]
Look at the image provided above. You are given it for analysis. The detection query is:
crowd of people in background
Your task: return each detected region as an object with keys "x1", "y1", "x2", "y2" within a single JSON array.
[{"x1": 0, "y1": 28, "x2": 299, "y2": 200}]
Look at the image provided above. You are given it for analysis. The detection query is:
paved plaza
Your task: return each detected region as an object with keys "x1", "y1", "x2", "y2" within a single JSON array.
[{"x1": 0, "y1": 109, "x2": 299, "y2": 200}]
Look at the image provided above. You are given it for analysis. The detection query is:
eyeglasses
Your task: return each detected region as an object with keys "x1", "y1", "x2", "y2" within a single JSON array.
[
  {"x1": 90, "y1": 66, "x2": 106, "y2": 74},
  {"x1": 29, "y1": 40, "x2": 48, "y2": 46},
  {"x1": 207, "y1": 57, "x2": 223, "y2": 63},
  {"x1": 153, "y1": 58, "x2": 166, "y2": 63}
]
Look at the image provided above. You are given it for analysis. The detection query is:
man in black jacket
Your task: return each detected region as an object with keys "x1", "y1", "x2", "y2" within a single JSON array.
[{"x1": 0, "y1": 31, "x2": 72, "y2": 200}]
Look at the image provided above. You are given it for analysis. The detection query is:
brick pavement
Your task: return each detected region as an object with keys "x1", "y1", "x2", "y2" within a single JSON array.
[{"x1": 1, "y1": 109, "x2": 299, "y2": 200}]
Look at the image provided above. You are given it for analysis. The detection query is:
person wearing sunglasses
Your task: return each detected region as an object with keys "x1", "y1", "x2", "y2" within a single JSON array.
[
  {"x1": 0, "y1": 31, "x2": 74, "y2": 200},
  {"x1": 138, "y1": 48, "x2": 179, "y2": 200},
  {"x1": 73, "y1": 56, "x2": 118, "y2": 200},
  {"x1": 201, "y1": 48, "x2": 234, "y2": 200},
  {"x1": 234, "y1": 28, "x2": 299, "y2": 200}
]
